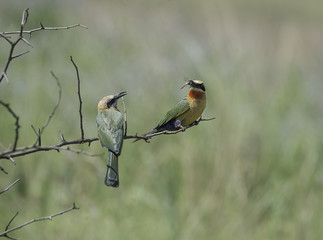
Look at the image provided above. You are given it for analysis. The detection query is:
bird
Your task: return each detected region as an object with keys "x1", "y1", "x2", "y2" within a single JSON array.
[
  {"x1": 96, "y1": 91, "x2": 127, "y2": 187},
  {"x1": 136, "y1": 80, "x2": 206, "y2": 140}
]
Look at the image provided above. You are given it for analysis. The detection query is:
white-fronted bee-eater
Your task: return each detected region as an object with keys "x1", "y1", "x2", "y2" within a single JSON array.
[
  {"x1": 138, "y1": 80, "x2": 206, "y2": 138},
  {"x1": 97, "y1": 91, "x2": 126, "y2": 187}
]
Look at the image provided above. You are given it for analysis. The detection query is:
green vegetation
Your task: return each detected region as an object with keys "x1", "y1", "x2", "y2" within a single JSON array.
[{"x1": 1, "y1": 0, "x2": 323, "y2": 239}]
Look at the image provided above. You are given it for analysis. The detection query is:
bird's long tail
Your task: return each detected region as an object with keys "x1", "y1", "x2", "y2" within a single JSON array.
[{"x1": 105, "y1": 151, "x2": 119, "y2": 187}]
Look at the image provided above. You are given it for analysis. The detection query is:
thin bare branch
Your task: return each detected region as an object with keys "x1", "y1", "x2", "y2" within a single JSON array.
[
  {"x1": 0, "y1": 166, "x2": 8, "y2": 174},
  {"x1": 0, "y1": 137, "x2": 99, "y2": 160},
  {"x1": 61, "y1": 146, "x2": 103, "y2": 157},
  {"x1": 0, "y1": 101, "x2": 20, "y2": 151},
  {"x1": 3, "y1": 212, "x2": 19, "y2": 240},
  {"x1": 0, "y1": 33, "x2": 13, "y2": 44},
  {"x1": 70, "y1": 56, "x2": 84, "y2": 140},
  {"x1": 1, "y1": 73, "x2": 9, "y2": 83},
  {"x1": 1, "y1": 24, "x2": 88, "y2": 36},
  {"x1": 0, "y1": 179, "x2": 20, "y2": 195},
  {"x1": 0, "y1": 203, "x2": 79, "y2": 238},
  {"x1": 31, "y1": 125, "x2": 41, "y2": 147},
  {"x1": 58, "y1": 130, "x2": 66, "y2": 142},
  {"x1": 8, "y1": 156, "x2": 16, "y2": 165},
  {"x1": 20, "y1": 9, "x2": 29, "y2": 31},
  {"x1": 0, "y1": 9, "x2": 87, "y2": 83},
  {"x1": 121, "y1": 97, "x2": 128, "y2": 136},
  {"x1": 21, "y1": 37, "x2": 33, "y2": 47},
  {"x1": 11, "y1": 50, "x2": 30, "y2": 59},
  {"x1": 126, "y1": 116, "x2": 216, "y2": 143},
  {"x1": 40, "y1": 71, "x2": 62, "y2": 134}
]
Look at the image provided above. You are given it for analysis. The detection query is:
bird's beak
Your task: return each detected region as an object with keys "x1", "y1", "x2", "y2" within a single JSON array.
[
  {"x1": 181, "y1": 80, "x2": 193, "y2": 89},
  {"x1": 180, "y1": 82, "x2": 189, "y2": 89},
  {"x1": 115, "y1": 91, "x2": 127, "y2": 99}
]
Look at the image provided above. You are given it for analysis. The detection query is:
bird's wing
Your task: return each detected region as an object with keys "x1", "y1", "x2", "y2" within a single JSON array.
[
  {"x1": 156, "y1": 98, "x2": 190, "y2": 128},
  {"x1": 96, "y1": 110, "x2": 124, "y2": 152}
]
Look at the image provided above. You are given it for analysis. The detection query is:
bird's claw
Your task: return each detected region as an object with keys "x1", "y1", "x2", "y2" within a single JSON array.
[{"x1": 175, "y1": 120, "x2": 185, "y2": 131}]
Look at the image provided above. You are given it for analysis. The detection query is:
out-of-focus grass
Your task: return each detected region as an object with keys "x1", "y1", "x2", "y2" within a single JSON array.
[{"x1": 1, "y1": 0, "x2": 323, "y2": 239}]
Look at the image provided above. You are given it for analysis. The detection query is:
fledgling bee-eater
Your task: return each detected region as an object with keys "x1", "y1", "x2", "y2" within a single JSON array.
[
  {"x1": 139, "y1": 80, "x2": 206, "y2": 138},
  {"x1": 96, "y1": 91, "x2": 126, "y2": 187}
]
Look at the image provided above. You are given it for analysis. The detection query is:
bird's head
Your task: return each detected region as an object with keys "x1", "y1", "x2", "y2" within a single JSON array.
[
  {"x1": 181, "y1": 80, "x2": 206, "y2": 92},
  {"x1": 98, "y1": 91, "x2": 127, "y2": 110}
]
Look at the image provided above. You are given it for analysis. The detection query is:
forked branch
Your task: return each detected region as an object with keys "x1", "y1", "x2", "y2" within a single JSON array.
[
  {"x1": 0, "y1": 203, "x2": 79, "y2": 239},
  {"x1": 0, "y1": 8, "x2": 87, "y2": 83}
]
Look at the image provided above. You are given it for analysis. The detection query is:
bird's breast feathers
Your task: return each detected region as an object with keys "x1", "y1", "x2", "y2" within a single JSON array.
[
  {"x1": 178, "y1": 89, "x2": 206, "y2": 126},
  {"x1": 188, "y1": 89, "x2": 205, "y2": 99},
  {"x1": 96, "y1": 110, "x2": 124, "y2": 150}
]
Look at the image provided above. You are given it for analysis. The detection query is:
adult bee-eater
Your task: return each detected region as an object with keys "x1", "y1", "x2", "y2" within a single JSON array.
[
  {"x1": 138, "y1": 80, "x2": 206, "y2": 138},
  {"x1": 96, "y1": 91, "x2": 126, "y2": 187}
]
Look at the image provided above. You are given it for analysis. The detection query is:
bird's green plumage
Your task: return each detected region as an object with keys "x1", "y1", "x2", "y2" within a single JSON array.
[
  {"x1": 97, "y1": 110, "x2": 124, "y2": 152},
  {"x1": 96, "y1": 109, "x2": 124, "y2": 187},
  {"x1": 156, "y1": 99, "x2": 190, "y2": 128}
]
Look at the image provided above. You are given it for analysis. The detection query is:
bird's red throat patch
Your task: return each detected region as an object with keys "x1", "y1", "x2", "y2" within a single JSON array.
[{"x1": 189, "y1": 89, "x2": 205, "y2": 99}]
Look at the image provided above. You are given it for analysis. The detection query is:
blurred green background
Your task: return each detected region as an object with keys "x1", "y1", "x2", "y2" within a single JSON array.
[{"x1": 1, "y1": 0, "x2": 323, "y2": 239}]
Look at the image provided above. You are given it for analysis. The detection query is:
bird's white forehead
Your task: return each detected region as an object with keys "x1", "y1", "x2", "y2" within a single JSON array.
[
  {"x1": 101, "y1": 95, "x2": 114, "y2": 102},
  {"x1": 192, "y1": 80, "x2": 203, "y2": 84}
]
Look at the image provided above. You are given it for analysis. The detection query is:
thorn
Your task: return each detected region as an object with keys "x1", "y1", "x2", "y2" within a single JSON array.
[
  {"x1": 8, "y1": 156, "x2": 16, "y2": 165},
  {"x1": 0, "y1": 166, "x2": 8, "y2": 174},
  {"x1": 21, "y1": 37, "x2": 33, "y2": 48},
  {"x1": 2, "y1": 73, "x2": 9, "y2": 83},
  {"x1": 59, "y1": 130, "x2": 66, "y2": 142}
]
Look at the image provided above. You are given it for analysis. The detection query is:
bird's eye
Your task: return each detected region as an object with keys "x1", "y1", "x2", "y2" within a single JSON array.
[{"x1": 106, "y1": 100, "x2": 112, "y2": 108}]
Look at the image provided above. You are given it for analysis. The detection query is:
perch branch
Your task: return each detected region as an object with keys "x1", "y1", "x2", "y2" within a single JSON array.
[
  {"x1": 0, "y1": 203, "x2": 79, "y2": 238},
  {"x1": 125, "y1": 117, "x2": 216, "y2": 143}
]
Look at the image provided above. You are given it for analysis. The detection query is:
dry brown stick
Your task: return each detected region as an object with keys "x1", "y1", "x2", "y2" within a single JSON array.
[
  {"x1": 70, "y1": 56, "x2": 84, "y2": 140},
  {"x1": 30, "y1": 71, "x2": 62, "y2": 147},
  {"x1": 0, "y1": 9, "x2": 87, "y2": 83},
  {"x1": 0, "y1": 137, "x2": 99, "y2": 160},
  {"x1": 0, "y1": 203, "x2": 79, "y2": 238},
  {"x1": 1, "y1": 24, "x2": 88, "y2": 36},
  {"x1": 0, "y1": 101, "x2": 20, "y2": 151},
  {"x1": 124, "y1": 117, "x2": 216, "y2": 142},
  {"x1": 41, "y1": 71, "x2": 62, "y2": 134},
  {"x1": 0, "y1": 179, "x2": 20, "y2": 195}
]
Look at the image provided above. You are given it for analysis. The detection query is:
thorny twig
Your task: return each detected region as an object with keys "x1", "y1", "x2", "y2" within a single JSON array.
[
  {"x1": 0, "y1": 203, "x2": 79, "y2": 239},
  {"x1": 0, "y1": 8, "x2": 87, "y2": 83},
  {"x1": 0, "y1": 137, "x2": 99, "y2": 160},
  {"x1": 31, "y1": 71, "x2": 62, "y2": 147},
  {"x1": 2, "y1": 24, "x2": 87, "y2": 36},
  {"x1": 41, "y1": 72, "x2": 62, "y2": 135},
  {"x1": 70, "y1": 56, "x2": 84, "y2": 140},
  {"x1": 0, "y1": 101, "x2": 20, "y2": 151},
  {"x1": 0, "y1": 67, "x2": 98, "y2": 162},
  {"x1": 126, "y1": 117, "x2": 215, "y2": 142},
  {"x1": 0, "y1": 179, "x2": 20, "y2": 195}
]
